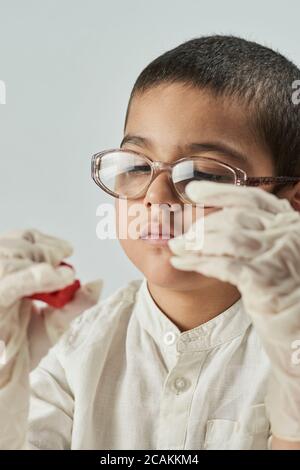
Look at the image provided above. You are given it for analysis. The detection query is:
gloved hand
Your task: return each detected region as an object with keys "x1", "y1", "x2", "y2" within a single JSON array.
[
  {"x1": 0, "y1": 228, "x2": 76, "y2": 309},
  {"x1": 168, "y1": 181, "x2": 300, "y2": 442},
  {"x1": 0, "y1": 228, "x2": 102, "y2": 449},
  {"x1": 0, "y1": 228, "x2": 76, "y2": 449}
]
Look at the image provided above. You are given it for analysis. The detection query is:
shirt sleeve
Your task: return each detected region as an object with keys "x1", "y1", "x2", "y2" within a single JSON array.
[
  {"x1": 0, "y1": 300, "x2": 32, "y2": 450},
  {"x1": 27, "y1": 344, "x2": 74, "y2": 450},
  {"x1": 0, "y1": 301, "x2": 77, "y2": 450}
]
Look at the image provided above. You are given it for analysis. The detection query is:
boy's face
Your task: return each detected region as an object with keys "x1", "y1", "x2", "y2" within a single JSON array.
[{"x1": 116, "y1": 82, "x2": 275, "y2": 291}]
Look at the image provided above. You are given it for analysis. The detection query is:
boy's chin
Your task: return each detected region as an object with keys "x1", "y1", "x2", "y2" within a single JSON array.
[{"x1": 139, "y1": 259, "x2": 205, "y2": 291}]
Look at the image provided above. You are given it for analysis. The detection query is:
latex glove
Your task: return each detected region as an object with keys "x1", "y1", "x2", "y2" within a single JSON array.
[
  {"x1": 0, "y1": 228, "x2": 75, "y2": 308},
  {"x1": 0, "y1": 228, "x2": 76, "y2": 376},
  {"x1": 0, "y1": 228, "x2": 75, "y2": 449},
  {"x1": 168, "y1": 181, "x2": 300, "y2": 442}
]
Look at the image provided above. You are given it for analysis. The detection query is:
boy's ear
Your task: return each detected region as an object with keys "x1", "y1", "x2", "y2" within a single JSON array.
[
  {"x1": 289, "y1": 181, "x2": 300, "y2": 212},
  {"x1": 277, "y1": 181, "x2": 300, "y2": 212}
]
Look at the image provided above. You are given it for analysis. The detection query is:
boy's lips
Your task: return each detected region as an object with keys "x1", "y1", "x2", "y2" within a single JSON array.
[{"x1": 139, "y1": 224, "x2": 175, "y2": 243}]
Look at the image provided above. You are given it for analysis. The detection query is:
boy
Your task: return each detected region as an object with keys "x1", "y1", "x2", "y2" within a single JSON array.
[{"x1": 0, "y1": 34, "x2": 300, "y2": 450}]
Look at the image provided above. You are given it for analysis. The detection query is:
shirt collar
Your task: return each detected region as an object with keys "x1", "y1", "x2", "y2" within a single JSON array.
[{"x1": 133, "y1": 277, "x2": 252, "y2": 366}]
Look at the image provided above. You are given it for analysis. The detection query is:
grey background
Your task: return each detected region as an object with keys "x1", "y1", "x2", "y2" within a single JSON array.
[{"x1": 0, "y1": 0, "x2": 299, "y2": 298}]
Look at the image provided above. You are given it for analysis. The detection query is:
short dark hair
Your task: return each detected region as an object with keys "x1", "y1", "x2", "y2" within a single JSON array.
[{"x1": 124, "y1": 35, "x2": 300, "y2": 185}]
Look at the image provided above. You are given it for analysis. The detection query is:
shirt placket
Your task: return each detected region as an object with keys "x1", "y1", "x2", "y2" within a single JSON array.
[{"x1": 156, "y1": 334, "x2": 207, "y2": 450}]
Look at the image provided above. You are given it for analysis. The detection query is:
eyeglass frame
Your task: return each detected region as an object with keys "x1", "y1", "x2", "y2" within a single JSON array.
[{"x1": 91, "y1": 148, "x2": 300, "y2": 204}]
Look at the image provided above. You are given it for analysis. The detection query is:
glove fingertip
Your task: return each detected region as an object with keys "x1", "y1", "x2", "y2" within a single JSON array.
[{"x1": 56, "y1": 265, "x2": 76, "y2": 284}]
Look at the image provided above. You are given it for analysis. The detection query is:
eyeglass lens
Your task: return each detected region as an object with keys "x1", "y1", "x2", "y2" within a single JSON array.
[{"x1": 97, "y1": 151, "x2": 236, "y2": 200}]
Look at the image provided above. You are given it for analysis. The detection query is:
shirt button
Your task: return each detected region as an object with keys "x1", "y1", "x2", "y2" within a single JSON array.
[
  {"x1": 163, "y1": 331, "x2": 177, "y2": 346},
  {"x1": 173, "y1": 376, "x2": 188, "y2": 394}
]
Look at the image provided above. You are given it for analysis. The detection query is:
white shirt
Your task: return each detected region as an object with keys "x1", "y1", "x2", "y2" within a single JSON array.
[{"x1": 28, "y1": 277, "x2": 271, "y2": 450}]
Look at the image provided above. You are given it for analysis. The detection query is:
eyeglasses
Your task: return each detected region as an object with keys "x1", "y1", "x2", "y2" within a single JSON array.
[{"x1": 91, "y1": 148, "x2": 300, "y2": 204}]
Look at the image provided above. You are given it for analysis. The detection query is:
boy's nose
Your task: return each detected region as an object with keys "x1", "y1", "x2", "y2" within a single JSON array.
[{"x1": 143, "y1": 172, "x2": 181, "y2": 210}]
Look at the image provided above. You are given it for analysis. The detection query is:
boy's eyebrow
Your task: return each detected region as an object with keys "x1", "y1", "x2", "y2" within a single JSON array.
[{"x1": 120, "y1": 134, "x2": 248, "y2": 164}]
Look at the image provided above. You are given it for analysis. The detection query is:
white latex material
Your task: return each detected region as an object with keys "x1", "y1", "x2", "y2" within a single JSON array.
[
  {"x1": 168, "y1": 181, "x2": 300, "y2": 442},
  {"x1": 0, "y1": 229, "x2": 102, "y2": 449}
]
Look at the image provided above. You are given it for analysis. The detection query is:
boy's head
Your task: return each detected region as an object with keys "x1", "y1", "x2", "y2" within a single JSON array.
[{"x1": 116, "y1": 35, "x2": 300, "y2": 291}]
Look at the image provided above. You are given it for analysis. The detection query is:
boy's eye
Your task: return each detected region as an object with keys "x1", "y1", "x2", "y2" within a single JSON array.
[
  {"x1": 126, "y1": 165, "x2": 151, "y2": 174},
  {"x1": 194, "y1": 170, "x2": 224, "y2": 181}
]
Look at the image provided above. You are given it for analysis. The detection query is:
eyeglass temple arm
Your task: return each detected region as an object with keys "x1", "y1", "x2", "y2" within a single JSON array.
[{"x1": 243, "y1": 176, "x2": 300, "y2": 187}]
